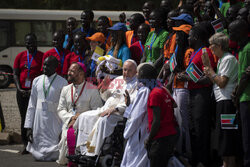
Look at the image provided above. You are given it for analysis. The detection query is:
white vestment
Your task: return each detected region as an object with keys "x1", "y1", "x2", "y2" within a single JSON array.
[
  {"x1": 121, "y1": 86, "x2": 150, "y2": 167},
  {"x1": 74, "y1": 76, "x2": 138, "y2": 156},
  {"x1": 24, "y1": 74, "x2": 68, "y2": 161},
  {"x1": 56, "y1": 81, "x2": 103, "y2": 165}
]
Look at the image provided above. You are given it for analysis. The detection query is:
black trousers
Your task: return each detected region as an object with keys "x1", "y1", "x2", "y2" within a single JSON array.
[
  {"x1": 16, "y1": 90, "x2": 30, "y2": 146},
  {"x1": 240, "y1": 101, "x2": 250, "y2": 167},
  {"x1": 148, "y1": 134, "x2": 178, "y2": 167},
  {"x1": 189, "y1": 87, "x2": 213, "y2": 166}
]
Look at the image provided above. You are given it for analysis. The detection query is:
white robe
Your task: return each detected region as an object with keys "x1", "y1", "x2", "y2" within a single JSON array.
[
  {"x1": 74, "y1": 76, "x2": 138, "y2": 156},
  {"x1": 24, "y1": 74, "x2": 68, "y2": 161},
  {"x1": 56, "y1": 81, "x2": 103, "y2": 165},
  {"x1": 121, "y1": 86, "x2": 150, "y2": 167}
]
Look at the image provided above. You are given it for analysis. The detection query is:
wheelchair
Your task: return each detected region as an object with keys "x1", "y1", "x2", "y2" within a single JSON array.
[
  {"x1": 69, "y1": 119, "x2": 126, "y2": 167},
  {"x1": 95, "y1": 118, "x2": 126, "y2": 167}
]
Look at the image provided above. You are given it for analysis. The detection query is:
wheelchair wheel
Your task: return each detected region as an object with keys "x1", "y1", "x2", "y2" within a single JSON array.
[{"x1": 101, "y1": 154, "x2": 115, "y2": 167}]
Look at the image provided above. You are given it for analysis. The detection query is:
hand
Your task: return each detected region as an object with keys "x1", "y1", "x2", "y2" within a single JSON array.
[
  {"x1": 123, "y1": 90, "x2": 130, "y2": 106},
  {"x1": 71, "y1": 112, "x2": 80, "y2": 121},
  {"x1": 68, "y1": 119, "x2": 76, "y2": 128},
  {"x1": 68, "y1": 113, "x2": 80, "y2": 128},
  {"x1": 26, "y1": 128, "x2": 33, "y2": 143},
  {"x1": 99, "y1": 108, "x2": 115, "y2": 117},
  {"x1": 99, "y1": 75, "x2": 111, "y2": 93},
  {"x1": 144, "y1": 138, "x2": 152, "y2": 150},
  {"x1": 201, "y1": 51, "x2": 211, "y2": 68},
  {"x1": 203, "y1": 66, "x2": 210, "y2": 76},
  {"x1": 231, "y1": 85, "x2": 239, "y2": 109}
]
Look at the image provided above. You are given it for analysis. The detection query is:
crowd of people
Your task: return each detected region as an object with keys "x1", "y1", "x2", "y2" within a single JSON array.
[{"x1": 12, "y1": 0, "x2": 250, "y2": 167}]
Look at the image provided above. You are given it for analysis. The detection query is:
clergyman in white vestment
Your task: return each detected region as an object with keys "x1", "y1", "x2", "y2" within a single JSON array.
[
  {"x1": 74, "y1": 59, "x2": 138, "y2": 156},
  {"x1": 121, "y1": 63, "x2": 157, "y2": 167},
  {"x1": 24, "y1": 56, "x2": 68, "y2": 161},
  {"x1": 56, "y1": 62, "x2": 103, "y2": 165}
]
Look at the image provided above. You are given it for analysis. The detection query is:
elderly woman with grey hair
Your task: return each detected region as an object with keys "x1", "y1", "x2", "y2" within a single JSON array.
[{"x1": 202, "y1": 32, "x2": 242, "y2": 167}]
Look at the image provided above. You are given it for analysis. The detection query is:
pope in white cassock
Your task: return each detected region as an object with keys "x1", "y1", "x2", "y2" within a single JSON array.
[
  {"x1": 121, "y1": 63, "x2": 157, "y2": 167},
  {"x1": 56, "y1": 62, "x2": 103, "y2": 165},
  {"x1": 73, "y1": 59, "x2": 139, "y2": 157},
  {"x1": 24, "y1": 56, "x2": 68, "y2": 161}
]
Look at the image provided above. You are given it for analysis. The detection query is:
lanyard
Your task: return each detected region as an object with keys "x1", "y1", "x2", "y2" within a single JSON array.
[
  {"x1": 139, "y1": 41, "x2": 144, "y2": 56},
  {"x1": 173, "y1": 44, "x2": 178, "y2": 57},
  {"x1": 78, "y1": 52, "x2": 85, "y2": 64},
  {"x1": 188, "y1": 47, "x2": 202, "y2": 65},
  {"x1": 43, "y1": 74, "x2": 57, "y2": 99},
  {"x1": 27, "y1": 51, "x2": 36, "y2": 78},
  {"x1": 104, "y1": 33, "x2": 110, "y2": 46},
  {"x1": 81, "y1": 27, "x2": 91, "y2": 37},
  {"x1": 54, "y1": 48, "x2": 65, "y2": 72},
  {"x1": 148, "y1": 29, "x2": 162, "y2": 60},
  {"x1": 71, "y1": 82, "x2": 86, "y2": 109},
  {"x1": 130, "y1": 33, "x2": 134, "y2": 46}
]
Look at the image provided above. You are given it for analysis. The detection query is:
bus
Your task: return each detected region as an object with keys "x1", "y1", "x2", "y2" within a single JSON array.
[{"x1": 0, "y1": 9, "x2": 138, "y2": 88}]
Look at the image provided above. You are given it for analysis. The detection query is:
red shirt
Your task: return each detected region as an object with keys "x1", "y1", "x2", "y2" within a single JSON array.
[
  {"x1": 41, "y1": 48, "x2": 70, "y2": 76},
  {"x1": 129, "y1": 41, "x2": 144, "y2": 65},
  {"x1": 13, "y1": 50, "x2": 43, "y2": 89},
  {"x1": 62, "y1": 52, "x2": 90, "y2": 75},
  {"x1": 188, "y1": 47, "x2": 217, "y2": 90},
  {"x1": 147, "y1": 86, "x2": 177, "y2": 139}
]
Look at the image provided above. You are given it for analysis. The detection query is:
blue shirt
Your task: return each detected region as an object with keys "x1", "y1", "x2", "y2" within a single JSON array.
[{"x1": 107, "y1": 44, "x2": 131, "y2": 64}]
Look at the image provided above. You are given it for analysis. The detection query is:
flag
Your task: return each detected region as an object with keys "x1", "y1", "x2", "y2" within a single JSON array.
[
  {"x1": 221, "y1": 114, "x2": 238, "y2": 129},
  {"x1": 91, "y1": 46, "x2": 104, "y2": 61},
  {"x1": 211, "y1": 19, "x2": 224, "y2": 32},
  {"x1": 169, "y1": 53, "x2": 177, "y2": 72},
  {"x1": 186, "y1": 62, "x2": 203, "y2": 83}
]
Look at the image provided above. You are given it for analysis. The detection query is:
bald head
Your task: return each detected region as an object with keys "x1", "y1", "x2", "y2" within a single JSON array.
[{"x1": 123, "y1": 59, "x2": 137, "y2": 82}]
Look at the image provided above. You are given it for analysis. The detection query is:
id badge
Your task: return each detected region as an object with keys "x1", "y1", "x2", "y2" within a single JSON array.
[
  {"x1": 25, "y1": 78, "x2": 31, "y2": 88},
  {"x1": 42, "y1": 101, "x2": 48, "y2": 111},
  {"x1": 72, "y1": 108, "x2": 77, "y2": 116}
]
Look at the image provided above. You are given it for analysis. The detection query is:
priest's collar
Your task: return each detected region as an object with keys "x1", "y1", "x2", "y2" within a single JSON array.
[{"x1": 73, "y1": 80, "x2": 85, "y2": 88}]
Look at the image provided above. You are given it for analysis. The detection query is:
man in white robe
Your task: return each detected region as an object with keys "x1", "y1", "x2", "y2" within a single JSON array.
[
  {"x1": 24, "y1": 56, "x2": 68, "y2": 161},
  {"x1": 56, "y1": 62, "x2": 103, "y2": 165},
  {"x1": 73, "y1": 59, "x2": 138, "y2": 158},
  {"x1": 121, "y1": 63, "x2": 157, "y2": 167}
]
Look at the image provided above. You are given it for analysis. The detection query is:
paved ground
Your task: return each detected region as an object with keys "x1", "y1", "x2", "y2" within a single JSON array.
[
  {"x1": 0, "y1": 85, "x2": 21, "y2": 134},
  {"x1": 0, "y1": 144, "x2": 61, "y2": 167}
]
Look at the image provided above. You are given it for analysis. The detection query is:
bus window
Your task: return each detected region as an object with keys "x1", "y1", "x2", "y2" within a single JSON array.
[
  {"x1": 0, "y1": 21, "x2": 10, "y2": 51},
  {"x1": 55, "y1": 22, "x2": 65, "y2": 31},
  {"x1": 14, "y1": 22, "x2": 31, "y2": 46},
  {"x1": 32, "y1": 21, "x2": 53, "y2": 46}
]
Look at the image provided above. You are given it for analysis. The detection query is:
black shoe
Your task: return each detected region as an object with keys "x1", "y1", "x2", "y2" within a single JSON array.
[
  {"x1": 19, "y1": 147, "x2": 29, "y2": 155},
  {"x1": 66, "y1": 154, "x2": 82, "y2": 163}
]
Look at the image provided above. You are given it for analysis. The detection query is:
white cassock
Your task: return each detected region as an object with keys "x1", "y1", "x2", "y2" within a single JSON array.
[
  {"x1": 74, "y1": 76, "x2": 138, "y2": 156},
  {"x1": 56, "y1": 81, "x2": 103, "y2": 165},
  {"x1": 24, "y1": 73, "x2": 68, "y2": 161},
  {"x1": 121, "y1": 85, "x2": 150, "y2": 167}
]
